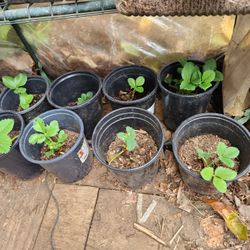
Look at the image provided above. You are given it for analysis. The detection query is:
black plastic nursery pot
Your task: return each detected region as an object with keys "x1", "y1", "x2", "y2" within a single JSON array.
[
  {"x1": 158, "y1": 61, "x2": 220, "y2": 130},
  {"x1": 0, "y1": 76, "x2": 51, "y2": 123},
  {"x1": 47, "y1": 71, "x2": 103, "y2": 139},
  {"x1": 19, "y1": 109, "x2": 93, "y2": 183},
  {"x1": 103, "y1": 65, "x2": 158, "y2": 113},
  {"x1": 92, "y1": 107, "x2": 164, "y2": 189},
  {"x1": 172, "y1": 113, "x2": 250, "y2": 195},
  {"x1": 0, "y1": 111, "x2": 43, "y2": 180}
]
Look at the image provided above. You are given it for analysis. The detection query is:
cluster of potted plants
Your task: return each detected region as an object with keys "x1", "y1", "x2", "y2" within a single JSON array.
[{"x1": 0, "y1": 58, "x2": 249, "y2": 195}]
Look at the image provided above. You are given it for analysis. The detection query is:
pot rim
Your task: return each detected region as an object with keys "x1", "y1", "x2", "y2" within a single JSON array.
[
  {"x1": 172, "y1": 112, "x2": 250, "y2": 181},
  {"x1": 158, "y1": 60, "x2": 220, "y2": 98},
  {"x1": 92, "y1": 107, "x2": 165, "y2": 172},
  {"x1": 103, "y1": 65, "x2": 158, "y2": 106},
  {"x1": 19, "y1": 109, "x2": 84, "y2": 164},
  {"x1": 0, "y1": 76, "x2": 49, "y2": 114},
  {"x1": 47, "y1": 70, "x2": 102, "y2": 110}
]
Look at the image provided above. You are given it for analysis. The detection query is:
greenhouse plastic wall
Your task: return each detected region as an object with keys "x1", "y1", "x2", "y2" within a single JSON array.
[{"x1": 0, "y1": 15, "x2": 235, "y2": 79}]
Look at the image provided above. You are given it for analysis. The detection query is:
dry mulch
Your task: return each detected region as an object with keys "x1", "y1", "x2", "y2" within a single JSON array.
[
  {"x1": 40, "y1": 130, "x2": 78, "y2": 160},
  {"x1": 106, "y1": 129, "x2": 157, "y2": 169},
  {"x1": 178, "y1": 134, "x2": 240, "y2": 173}
]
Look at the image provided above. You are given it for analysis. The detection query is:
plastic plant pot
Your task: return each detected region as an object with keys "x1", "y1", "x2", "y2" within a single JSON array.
[
  {"x1": 0, "y1": 76, "x2": 51, "y2": 123},
  {"x1": 0, "y1": 111, "x2": 43, "y2": 180},
  {"x1": 47, "y1": 71, "x2": 103, "y2": 139},
  {"x1": 158, "y1": 61, "x2": 220, "y2": 130},
  {"x1": 19, "y1": 109, "x2": 93, "y2": 183},
  {"x1": 172, "y1": 113, "x2": 250, "y2": 195},
  {"x1": 92, "y1": 107, "x2": 164, "y2": 189},
  {"x1": 103, "y1": 65, "x2": 158, "y2": 113}
]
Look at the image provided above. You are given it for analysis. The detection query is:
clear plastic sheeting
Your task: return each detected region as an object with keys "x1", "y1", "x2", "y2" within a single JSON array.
[{"x1": 0, "y1": 14, "x2": 234, "y2": 79}]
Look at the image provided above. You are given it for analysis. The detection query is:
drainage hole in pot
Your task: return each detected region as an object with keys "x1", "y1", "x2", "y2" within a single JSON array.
[{"x1": 106, "y1": 126, "x2": 158, "y2": 169}]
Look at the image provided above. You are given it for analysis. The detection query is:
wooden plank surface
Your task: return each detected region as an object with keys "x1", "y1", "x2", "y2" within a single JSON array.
[
  {"x1": 0, "y1": 172, "x2": 54, "y2": 250},
  {"x1": 33, "y1": 184, "x2": 99, "y2": 250}
]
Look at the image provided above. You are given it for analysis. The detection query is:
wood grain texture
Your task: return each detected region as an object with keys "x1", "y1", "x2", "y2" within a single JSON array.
[
  {"x1": 0, "y1": 172, "x2": 54, "y2": 250},
  {"x1": 33, "y1": 184, "x2": 99, "y2": 250}
]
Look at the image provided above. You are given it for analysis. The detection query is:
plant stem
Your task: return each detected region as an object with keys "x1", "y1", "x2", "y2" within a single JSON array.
[
  {"x1": 108, "y1": 149, "x2": 126, "y2": 165},
  {"x1": 11, "y1": 135, "x2": 19, "y2": 142},
  {"x1": 130, "y1": 90, "x2": 135, "y2": 101}
]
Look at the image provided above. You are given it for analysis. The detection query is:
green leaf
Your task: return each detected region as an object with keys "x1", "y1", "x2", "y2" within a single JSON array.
[
  {"x1": 197, "y1": 148, "x2": 211, "y2": 159},
  {"x1": 117, "y1": 132, "x2": 127, "y2": 142},
  {"x1": 15, "y1": 87, "x2": 27, "y2": 95},
  {"x1": 128, "y1": 78, "x2": 136, "y2": 88},
  {"x1": 200, "y1": 167, "x2": 214, "y2": 181},
  {"x1": 202, "y1": 70, "x2": 215, "y2": 84},
  {"x1": 136, "y1": 76, "x2": 145, "y2": 86},
  {"x1": 0, "y1": 118, "x2": 14, "y2": 135},
  {"x1": 135, "y1": 86, "x2": 144, "y2": 93},
  {"x1": 219, "y1": 156, "x2": 235, "y2": 168},
  {"x1": 19, "y1": 93, "x2": 33, "y2": 110},
  {"x1": 86, "y1": 91, "x2": 93, "y2": 99},
  {"x1": 223, "y1": 147, "x2": 240, "y2": 158},
  {"x1": 179, "y1": 59, "x2": 187, "y2": 67},
  {"x1": 181, "y1": 62, "x2": 195, "y2": 82},
  {"x1": 214, "y1": 71, "x2": 224, "y2": 82},
  {"x1": 215, "y1": 167, "x2": 237, "y2": 181},
  {"x1": 216, "y1": 142, "x2": 227, "y2": 155},
  {"x1": 180, "y1": 80, "x2": 196, "y2": 91},
  {"x1": 58, "y1": 130, "x2": 67, "y2": 143},
  {"x1": 45, "y1": 150, "x2": 55, "y2": 157},
  {"x1": 2, "y1": 76, "x2": 16, "y2": 89},
  {"x1": 14, "y1": 73, "x2": 27, "y2": 87},
  {"x1": 0, "y1": 134, "x2": 12, "y2": 154},
  {"x1": 213, "y1": 176, "x2": 227, "y2": 193},
  {"x1": 33, "y1": 118, "x2": 46, "y2": 133},
  {"x1": 235, "y1": 116, "x2": 250, "y2": 125},
  {"x1": 203, "y1": 59, "x2": 216, "y2": 71},
  {"x1": 46, "y1": 120, "x2": 59, "y2": 137},
  {"x1": 28, "y1": 133, "x2": 46, "y2": 144}
]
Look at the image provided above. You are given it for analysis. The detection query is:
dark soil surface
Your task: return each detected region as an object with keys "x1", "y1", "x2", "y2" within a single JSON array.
[
  {"x1": 115, "y1": 89, "x2": 144, "y2": 101},
  {"x1": 17, "y1": 93, "x2": 43, "y2": 112},
  {"x1": 106, "y1": 129, "x2": 158, "y2": 169},
  {"x1": 178, "y1": 134, "x2": 240, "y2": 173},
  {"x1": 40, "y1": 130, "x2": 78, "y2": 161}
]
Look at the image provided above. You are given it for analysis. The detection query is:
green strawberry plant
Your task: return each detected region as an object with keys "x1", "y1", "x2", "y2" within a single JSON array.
[
  {"x1": 164, "y1": 58, "x2": 223, "y2": 93},
  {"x1": 0, "y1": 118, "x2": 17, "y2": 154},
  {"x1": 108, "y1": 126, "x2": 137, "y2": 164},
  {"x1": 2, "y1": 73, "x2": 33, "y2": 110},
  {"x1": 127, "y1": 76, "x2": 145, "y2": 100},
  {"x1": 197, "y1": 142, "x2": 239, "y2": 193},
  {"x1": 76, "y1": 91, "x2": 93, "y2": 105},
  {"x1": 29, "y1": 118, "x2": 68, "y2": 158},
  {"x1": 234, "y1": 108, "x2": 250, "y2": 125}
]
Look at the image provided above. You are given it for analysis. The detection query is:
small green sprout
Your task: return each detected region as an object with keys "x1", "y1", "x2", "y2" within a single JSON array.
[
  {"x1": 117, "y1": 126, "x2": 137, "y2": 151},
  {"x1": 2, "y1": 73, "x2": 33, "y2": 110},
  {"x1": 197, "y1": 142, "x2": 239, "y2": 193},
  {"x1": 0, "y1": 118, "x2": 16, "y2": 154},
  {"x1": 108, "y1": 126, "x2": 137, "y2": 165},
  {"x1": 127, "y1": 76, "x2": 145, "y2": 100},
  {"x1": 164, "y1": 59, "x2": 224, "y2": 93},
  {"x1": 235, "y1": 108, "x2": 250, "y2": 125},
  {"x1": 29, "y1": 118, "x2": 68, "y2": 158},
  {"x1": 76, "y1": 91, "x2": 93, "y2": 105}
]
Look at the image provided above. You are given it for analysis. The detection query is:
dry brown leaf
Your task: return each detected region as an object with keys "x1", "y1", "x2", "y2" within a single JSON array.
[{"x1": 203, "y1": 198, "x2": 248, "y2": 241}]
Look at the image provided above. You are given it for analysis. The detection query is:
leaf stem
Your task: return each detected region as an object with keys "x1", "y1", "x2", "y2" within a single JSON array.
[{"x1": 108, "y1": 149, "x2": 126, "y2": 165}]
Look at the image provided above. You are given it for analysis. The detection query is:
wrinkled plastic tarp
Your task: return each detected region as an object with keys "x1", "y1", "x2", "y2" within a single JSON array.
[
  {"x1": 223, "y1": 15, "x2": 250, "y2": 116},
  {"x1": 0, "y1": 15, "x2": 234, "y2": 80}
]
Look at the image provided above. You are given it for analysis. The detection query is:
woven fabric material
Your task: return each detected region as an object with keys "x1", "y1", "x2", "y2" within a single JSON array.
[{"x1": 116, "y1": 0, "x2": 250, "y2": 16}]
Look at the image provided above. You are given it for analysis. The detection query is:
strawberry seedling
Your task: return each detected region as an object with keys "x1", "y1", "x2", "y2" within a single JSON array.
[
  {"x1": 0, "y1": 118, "x2": 17, "y2": 154},
  {"x1": 164, "y1": 58, "x2": 224, "y2": 93},
  {"x1": 76, "y1": 91, "x2": 93, "y2": 105},
  {"x1": 29, "y1": 118, "x2": 68, "y2": 158},
  {"x1": 108, "y1": 126, "x2": 137, "y2": 164},
  {"x1": 197, "y1": 142, "x2": 239, "y2": 193},
  {"x1": 2, "y1": 73, "x2": 33, "y2": 110},
  {"x1": 127, "y1": 76, "x2": 145, "y2": 100}
]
